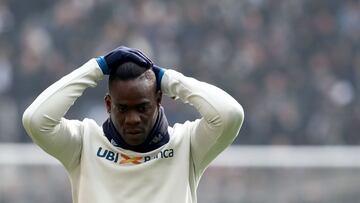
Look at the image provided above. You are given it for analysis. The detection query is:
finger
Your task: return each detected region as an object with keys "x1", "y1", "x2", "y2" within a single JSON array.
[
  {"x1": 124, "y1": 54, "x2": 150, "y2": 67},
  {"x1": 129, "y1": 50, "x2": 153, "y2": 66},
  {"x1": 115, "y1": 46, "x2": 152, "y2": 66},
  {"x1": 131, "y1": 49, "x2": 152, "y2": 63},
  {"x1": 106, "y1": 48, "x2": 151, "y2": 69},
  {"x1": 116, "y1": 46, "x2": 130, "y2": 51}
]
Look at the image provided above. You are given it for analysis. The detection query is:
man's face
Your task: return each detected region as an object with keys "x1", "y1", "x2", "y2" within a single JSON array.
[{"x1": 105, "y1": 76, "x2": 161, "y2": 146}]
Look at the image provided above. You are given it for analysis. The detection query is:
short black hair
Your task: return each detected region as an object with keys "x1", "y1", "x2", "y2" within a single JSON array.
[{"x1": 108, "y1": 62, "x2": 156, "y2": 91}]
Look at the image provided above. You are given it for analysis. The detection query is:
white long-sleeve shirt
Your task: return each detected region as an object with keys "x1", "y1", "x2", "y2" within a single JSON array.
[{"x1": 22, "y1": 59, "x2": 244, "y2": 203}]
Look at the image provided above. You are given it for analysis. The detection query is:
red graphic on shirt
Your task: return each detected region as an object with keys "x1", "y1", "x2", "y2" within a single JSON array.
[{"x1": 120, "y1": 154, "x2": 142, "y2": 164}]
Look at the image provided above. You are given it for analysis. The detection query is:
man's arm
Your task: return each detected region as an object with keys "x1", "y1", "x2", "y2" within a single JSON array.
[
  {"x1": 22, "y1": 59, "x2": 104, "y2": 170},
  {"x1": 22, "y1": 46, "x2": 153, "y2": 170},
  {"x1": 161, "y1": 70, "x2": 244, "y2": 176}
]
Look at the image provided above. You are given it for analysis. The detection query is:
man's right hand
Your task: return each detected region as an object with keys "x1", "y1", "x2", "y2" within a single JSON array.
[{"x1": 96, "y1": 46, "x2": 153, "y2": 75}]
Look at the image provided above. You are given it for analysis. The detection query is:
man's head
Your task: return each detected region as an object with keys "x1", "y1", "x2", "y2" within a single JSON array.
[{"x1": 105, "y1": 62, "x2": 162, "y2": 146}]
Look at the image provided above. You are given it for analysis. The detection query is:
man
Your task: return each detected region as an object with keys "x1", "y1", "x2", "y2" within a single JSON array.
[{"x1": 22, "y1": 46, "x2": 244, "y2": 203}]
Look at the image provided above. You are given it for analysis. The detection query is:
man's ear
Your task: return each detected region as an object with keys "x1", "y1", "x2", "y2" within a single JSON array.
[
  {"x1": 156, "y1": 90, "x2": 162, "y2": 107},
  {"x1": 104, "y1": 93, "x2": 112, "y2": 113}
]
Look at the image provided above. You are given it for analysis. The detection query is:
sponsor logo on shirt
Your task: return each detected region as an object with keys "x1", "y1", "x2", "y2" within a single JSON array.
[{"x1": 96, "y1": 147, "x2": 174, "y2": 165}]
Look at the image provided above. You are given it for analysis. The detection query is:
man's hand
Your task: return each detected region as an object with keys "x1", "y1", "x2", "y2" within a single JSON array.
[{"x1": 96, "y1": 46, "x2": 153, "y2": 75}]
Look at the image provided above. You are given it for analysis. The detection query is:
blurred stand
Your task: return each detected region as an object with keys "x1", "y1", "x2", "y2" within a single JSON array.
[{"x1": 0, "y1": 0, "x2": 358, "y2": 145}]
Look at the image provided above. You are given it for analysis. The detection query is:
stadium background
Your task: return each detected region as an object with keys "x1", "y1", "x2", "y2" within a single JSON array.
[{"x1": 0, "y1": 0, "x2": 359, "y2": 202}]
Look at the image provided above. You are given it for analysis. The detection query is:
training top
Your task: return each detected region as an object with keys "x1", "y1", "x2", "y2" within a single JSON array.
[{"x1": 22, "y1": 59, "x2": 244, "y2": 203}]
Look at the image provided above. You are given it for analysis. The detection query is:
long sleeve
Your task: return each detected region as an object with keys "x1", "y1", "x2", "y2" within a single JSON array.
[
  {"x1": 22, "y1": 59, "x2": 104, "y2": 170},
  {"x1": 161, "y1": 70, "x2": 244, "y2": 176}
]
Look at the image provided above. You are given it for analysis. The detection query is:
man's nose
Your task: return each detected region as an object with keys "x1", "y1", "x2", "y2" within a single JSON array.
[{"x1": 124, "y1": 110, "x2": 141, "y2": 125}]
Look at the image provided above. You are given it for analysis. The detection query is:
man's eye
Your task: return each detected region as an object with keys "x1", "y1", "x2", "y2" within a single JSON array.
[
  {"x1": 117, "y1": 106, "x2": 127, "y2": 113},
  {"x1": 137, "y1": 106, "x2": 147, "y2": 112}
]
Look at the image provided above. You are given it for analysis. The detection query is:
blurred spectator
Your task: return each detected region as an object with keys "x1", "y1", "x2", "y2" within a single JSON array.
[{"x1": 0, "y1": 0, "x2": 358, "y2": 145}]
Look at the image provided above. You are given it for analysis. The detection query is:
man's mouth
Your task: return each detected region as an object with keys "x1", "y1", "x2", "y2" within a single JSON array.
[{"x1": 125, "y1": 129, "x2": 143, "y2": 135}]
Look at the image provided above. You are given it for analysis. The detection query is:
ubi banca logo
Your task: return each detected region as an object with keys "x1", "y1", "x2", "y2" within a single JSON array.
[{"x1": 96, "y1": 147, "x2": 174, "y2": 165}]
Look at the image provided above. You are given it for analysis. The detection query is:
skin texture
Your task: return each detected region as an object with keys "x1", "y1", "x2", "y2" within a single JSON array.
[{"x1": 105, "y1": 70, "x2": 162, "y2": 146}]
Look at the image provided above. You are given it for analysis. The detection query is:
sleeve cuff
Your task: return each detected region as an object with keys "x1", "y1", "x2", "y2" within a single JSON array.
[
  {"x1": 160, "y1": 69, "x2": 177, "y2": 97},
  {"x1": 95, "y1": 56, "x2": 109, "y2": 75},
  {"x1": 157, "y1": 68, "x2": 165, "y2": 91}
]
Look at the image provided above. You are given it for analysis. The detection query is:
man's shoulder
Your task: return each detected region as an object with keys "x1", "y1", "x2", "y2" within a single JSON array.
[
  {"x1": 170, "y1": 119, "x2": 201, "y2": 138},
  {"x1": 82, "y1": 118, "x2": 101, "y2": 125},
  {"x1": 172, "y1": 119, "x2": 201, "y2": 129},
  {"x1": 79, "y1": 118, "x2": 103, "y2": 135}
]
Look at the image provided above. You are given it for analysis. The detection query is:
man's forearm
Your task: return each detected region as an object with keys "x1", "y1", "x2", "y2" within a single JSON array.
[
  {"x1": 22, "y1": 59, "x2": 104, "y2": 167},
  {"x1": 161, "y1": 69, "x2": 244, "y2": 174}
]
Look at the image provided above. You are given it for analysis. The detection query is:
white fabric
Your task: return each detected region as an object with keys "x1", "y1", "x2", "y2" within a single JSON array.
[{"x1": 22, "y1": 59, "x2": 244, "y2": 203}]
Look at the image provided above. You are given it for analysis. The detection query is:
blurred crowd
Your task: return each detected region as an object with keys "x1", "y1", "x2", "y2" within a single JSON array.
[{"x1": 0, "y1": 0, "x2": 359, "y2": 145}]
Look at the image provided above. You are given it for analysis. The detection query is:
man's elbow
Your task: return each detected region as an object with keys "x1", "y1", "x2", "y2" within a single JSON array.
[
  {"x1": 223, "y1": 102, "x2": 244, "y2": 134},
  {"x1": 22, "y1": 107, "x2": 39, "y2": 136},
  {"x1": 22, "y1": 106, "x2": 49, "y2": 137}
]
